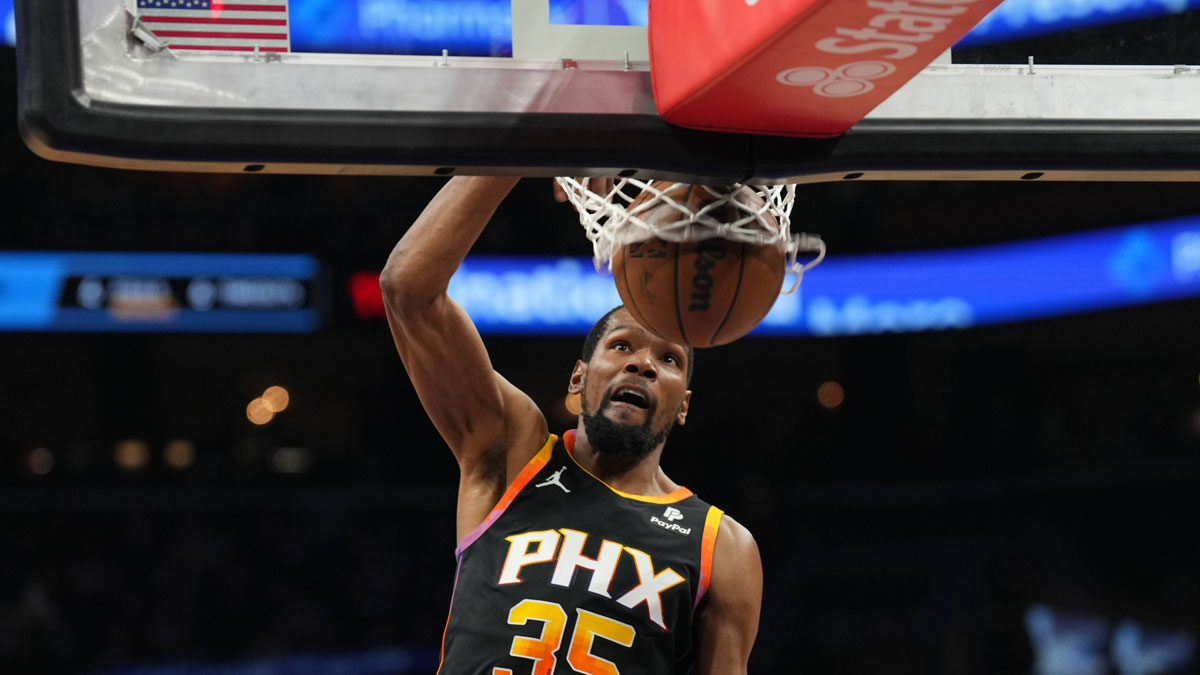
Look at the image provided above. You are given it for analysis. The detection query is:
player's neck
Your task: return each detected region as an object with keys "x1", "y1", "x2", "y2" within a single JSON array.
[{"x1": 569, "y1": 431, "x2": 678, "y2": 497}]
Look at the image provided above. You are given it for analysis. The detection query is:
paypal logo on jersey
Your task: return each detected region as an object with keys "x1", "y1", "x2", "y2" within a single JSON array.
[{"x1": 650, "y1": 507, "x2": 692, "y2": 536}]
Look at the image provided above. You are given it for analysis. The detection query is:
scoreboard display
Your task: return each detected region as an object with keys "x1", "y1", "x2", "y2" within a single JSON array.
[{"x1": 0, "y1": 252, "x2": 326, "y2": 333}]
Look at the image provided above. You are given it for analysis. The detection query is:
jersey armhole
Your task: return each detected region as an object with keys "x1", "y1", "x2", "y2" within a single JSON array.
[
  {"x1": 455, "y1": 434, "x2": 558, "y2": 557},
  {"x1": 694, "y1": 506, "x2": 724, "y2": 608}
]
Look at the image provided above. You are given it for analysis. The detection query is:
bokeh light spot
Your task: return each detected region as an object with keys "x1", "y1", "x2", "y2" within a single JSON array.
[
  {"x1": 28, "y1": 447, "x2": 55, "y2": 475},
  {"x1": 114, "y1": 439, "x2": 151, "y2": 471},
  {"x1": 247, "y1": 398, "x2": 274, "y2": 425},
  {"x1": 817, "y1": 381, "x2": 845, "y2": 409},
  {"x1": 164, "y1": 439, "x2": 196, "y2": 470},
  {"x1": 262, "y1": 385, "x2": 290, "y2": 413}
]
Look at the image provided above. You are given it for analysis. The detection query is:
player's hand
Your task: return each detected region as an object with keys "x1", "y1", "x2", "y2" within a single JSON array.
[{"x1": 553, "y1": 177, "x2": 615, "y2": 203}]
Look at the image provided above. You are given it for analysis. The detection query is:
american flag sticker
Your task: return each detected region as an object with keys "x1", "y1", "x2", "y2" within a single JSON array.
[{"x1": 135, "y1": 0, "x2": 290, "y2": 53}]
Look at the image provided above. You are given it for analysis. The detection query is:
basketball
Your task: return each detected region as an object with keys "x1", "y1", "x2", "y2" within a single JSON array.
[{"x1": 611, "y1": 183, "x2": 786, "y2": 348}]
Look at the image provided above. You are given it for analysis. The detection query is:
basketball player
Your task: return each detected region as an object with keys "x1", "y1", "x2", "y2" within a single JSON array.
[{"x1": 380, "y1": 176, "x2": 762, "y2": 674}]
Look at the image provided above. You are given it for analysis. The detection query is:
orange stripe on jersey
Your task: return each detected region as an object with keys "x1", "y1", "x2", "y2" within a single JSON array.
[
  {"x1": 456, "y1": 434, "x2": 558, "y2": 556},
  {"x1": 434, "y1": 557, "x2": 464, "y2": 675},
  {"x1": 694, "y1": 506, "x2": 724, "y2": 607},
  {"x1": 562, "y1": 429, "x2": 694, "y2": 504}
]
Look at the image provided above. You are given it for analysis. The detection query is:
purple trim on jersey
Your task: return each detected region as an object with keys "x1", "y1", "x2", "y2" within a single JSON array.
[{"x1": 454, "y1": 435, "x2": 558, "y2": 557}]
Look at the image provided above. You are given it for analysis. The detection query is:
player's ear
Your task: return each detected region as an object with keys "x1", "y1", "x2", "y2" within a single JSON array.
[
  {"x1": 565, "y1": 361, "x2": 586, "y2": 416},
  {"x1": 676, "y1": 390, "x2": 692, "y2": 425},
  {"x1": 567, "y1": 360, "x2": 586, "y2": 395}
]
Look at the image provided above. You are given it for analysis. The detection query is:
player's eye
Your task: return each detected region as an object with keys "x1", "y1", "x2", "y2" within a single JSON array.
[
  {"x1": 612, "y1": 341, "x2": 629, "y2": 351},
  {"x1": 662, "y1": 353, "x2": 678, "y2": 365}
]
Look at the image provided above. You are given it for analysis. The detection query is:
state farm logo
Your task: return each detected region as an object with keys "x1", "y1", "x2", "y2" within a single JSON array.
[
  {"x1": 775, "y1": 61, "x2": 896, "y2": 97},
  {"x1": 775, "y1": 0, "x2": 982, "y2": 97}
]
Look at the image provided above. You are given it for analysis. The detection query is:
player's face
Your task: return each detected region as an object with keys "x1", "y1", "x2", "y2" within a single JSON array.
[{"x1": 572, "y1": 310, "x2": 691, "y2": 457}]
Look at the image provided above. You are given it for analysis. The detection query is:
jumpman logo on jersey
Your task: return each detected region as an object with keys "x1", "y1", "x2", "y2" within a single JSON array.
[{"x1": 535, "y1": 466, "x2": 571, "y2": 493}]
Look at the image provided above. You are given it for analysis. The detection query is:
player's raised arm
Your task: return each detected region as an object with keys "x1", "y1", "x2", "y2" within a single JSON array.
[
  {"x1": 379, "y1": 177, "x2": 548, "y2": 482},
  {"x1": 694, "y1": 516, "x2": 764, "y2": 675}
]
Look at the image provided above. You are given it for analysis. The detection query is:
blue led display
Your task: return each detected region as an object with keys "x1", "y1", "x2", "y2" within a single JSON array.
[
  {"x1": 3, "y1": 0, "x2": 14, "y2": 46},
  {"x1": 4, "y1": 0, "x2": 1196, "y2": 53},
  {"x1": 441, "y1": 215, "x2": 1200, "y2": 337},
  {"x1": 959, "y1": 0, "x2": 1200, "y2": 46},
  {"x1": 278, "y1": 0, "x2": 1200, "y2": 56},
  {"x1": 0, "y1": 254, "x2": 64, "y2": 328},
  {"x1": 549, "y1": 0, "x2": 646, "y2": 26},
  {"x1": 289, "y1": 0, "x2": 513, "y2": 56},
  {"x1": 0, "y1": 252, "x2": 325, "y2": 333},
  {"x1": 3, "y1": 216, "x2": 1200, "y2": 335}
]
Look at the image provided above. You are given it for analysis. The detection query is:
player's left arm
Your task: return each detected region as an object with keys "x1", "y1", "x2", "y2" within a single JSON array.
[{"x1": 694, "y1": 515, "x2": 763, "y2": 675}]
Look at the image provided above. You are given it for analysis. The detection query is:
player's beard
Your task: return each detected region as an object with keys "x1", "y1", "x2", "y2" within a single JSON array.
[{"x1": 580, "y1": 389, "x2": 672, "y2": 459}]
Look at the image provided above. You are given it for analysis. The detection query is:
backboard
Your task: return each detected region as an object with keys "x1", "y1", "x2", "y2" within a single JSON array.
[{"x1": 15, "y1": 0, "x2": 1200, "y2": 183}]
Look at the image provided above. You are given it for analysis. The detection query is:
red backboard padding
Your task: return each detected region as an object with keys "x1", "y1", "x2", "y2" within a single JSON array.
[{"x1": 649, "y1": 0, "x2": 1005, "y2": 138}]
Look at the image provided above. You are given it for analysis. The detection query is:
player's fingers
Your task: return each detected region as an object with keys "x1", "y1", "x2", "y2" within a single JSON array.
[
  {"x1": 583, "y1": 177, "x2": 615, "y2": 196},
  {"x1": 553, "y1": 177, "x2": 616, "y2": 203}
]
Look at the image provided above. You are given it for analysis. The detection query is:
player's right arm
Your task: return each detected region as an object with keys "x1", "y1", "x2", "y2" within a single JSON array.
[{"x1": 380, "y1": 177, "x2": 549, "y2": 540}]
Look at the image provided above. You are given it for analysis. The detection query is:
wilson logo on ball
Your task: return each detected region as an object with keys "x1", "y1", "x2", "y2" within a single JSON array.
[
  {"x1": 689, "y1": 240, "x2": 727, "y2": 311},
  {"x1": 775, "y1": 60, "x2": 897, "y2": 97}
]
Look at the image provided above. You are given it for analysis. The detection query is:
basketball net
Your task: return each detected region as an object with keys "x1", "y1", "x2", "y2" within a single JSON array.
[{"x1": 555, "y1": 178, "x2": 825, "y2": 294}]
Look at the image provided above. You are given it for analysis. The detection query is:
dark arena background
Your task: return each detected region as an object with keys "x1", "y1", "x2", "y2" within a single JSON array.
[{"x1": 4, "y1": 5, "x2": 1200, "y2": 675}]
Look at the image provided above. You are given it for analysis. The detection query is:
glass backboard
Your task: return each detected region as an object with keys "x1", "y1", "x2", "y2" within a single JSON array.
[{"x1": 14, "y1": 0, "x2": 1200, "y2": 182}]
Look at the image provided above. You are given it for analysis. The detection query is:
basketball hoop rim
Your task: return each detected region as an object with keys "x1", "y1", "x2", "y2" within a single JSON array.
[{"x1": 554, "y1": 177, "x2": 825, "y2": 293}]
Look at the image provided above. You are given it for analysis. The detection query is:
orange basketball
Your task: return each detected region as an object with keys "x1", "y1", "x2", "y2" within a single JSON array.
[{"x1": 611, "y1": 183, "x2": 786, "y2": 348}]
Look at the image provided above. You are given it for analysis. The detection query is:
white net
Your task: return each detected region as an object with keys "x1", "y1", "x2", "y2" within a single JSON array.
[{"x1": 555, "y1": 177, "x2": 825, "y2": 293}]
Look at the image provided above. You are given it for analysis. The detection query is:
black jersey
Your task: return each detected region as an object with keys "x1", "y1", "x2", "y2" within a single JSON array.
[{"x1": 437, "y1": 430, "x2": 724, "y2": 675}]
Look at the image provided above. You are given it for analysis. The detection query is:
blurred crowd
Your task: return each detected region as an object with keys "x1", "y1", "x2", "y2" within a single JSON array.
[{"x1": 1, "y1": 493, "x2": 450, "y2": 673}]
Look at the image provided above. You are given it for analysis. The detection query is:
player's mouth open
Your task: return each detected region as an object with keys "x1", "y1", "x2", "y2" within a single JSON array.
[{"x1": 610, "y1": 385, "x2": 652, "y2": 409}]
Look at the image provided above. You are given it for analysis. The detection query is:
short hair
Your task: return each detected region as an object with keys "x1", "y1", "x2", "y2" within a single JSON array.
[{"x1": 582, "y1": 306, "x2": 694, "y2": 384}]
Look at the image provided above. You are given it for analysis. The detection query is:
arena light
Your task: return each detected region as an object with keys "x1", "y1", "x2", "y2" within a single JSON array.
[
  {"x1": 246, "y1": 398, "x2": 274, "y2": 426},
  {"x1": 261, "y1": 386, "x2": 290, "y2": 413},
  {"x1": 163, "y1": 439, "x2": 196, "y2": 470},
  {"x1": 817, "y1": 381, "x2": 844, "y2": 410},
  {"x1": 26, "y1": 447, "x2": 54, "y2": 475},
  {"x1": 114, "y1": 439, "x2": 150, "y2": 471},
  {"x1": 348, "y1": 271, "x2": 387, "y2": 320}
]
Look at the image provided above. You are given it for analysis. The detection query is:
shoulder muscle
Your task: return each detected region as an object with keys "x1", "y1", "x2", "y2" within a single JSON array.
[{"x1": 695, "y1": 515, "x2": 762, "y2": 675}]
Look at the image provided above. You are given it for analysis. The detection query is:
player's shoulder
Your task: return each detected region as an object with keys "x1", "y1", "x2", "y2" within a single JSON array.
[
  {"x1": 704, "y1": 512, "x2": 762, "y2": 608},
  {"x1": 716, "y1": 512, "x2": 759, "y2": 559}
]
